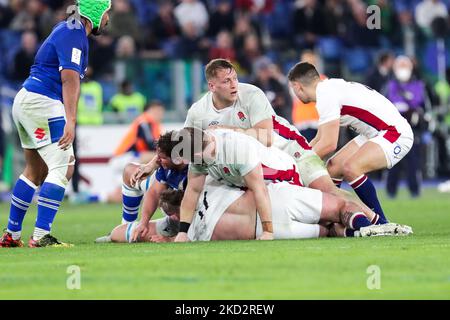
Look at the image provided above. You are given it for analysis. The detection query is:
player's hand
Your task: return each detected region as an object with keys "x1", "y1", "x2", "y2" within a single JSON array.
[
  {"x1": 174, "y1": 232, "x2": 189, "y2": 242},
  {"x1": 58, "y1": 120, "x2": 75, "y2": 150},
  {"x1": 131, "y1": 222, "x2": 149, "y2": 242},
  {"x1": 150, "y1": 234, "x2": 173, "y2": 243},
  {"x1": 257, "y1": 231, "x2": 274, "y2": 240},
  {"x1": 129, "y1": 157, "x2": 159, "y2": 187}
]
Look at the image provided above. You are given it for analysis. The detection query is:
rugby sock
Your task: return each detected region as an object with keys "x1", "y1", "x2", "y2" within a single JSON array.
[
  {"x1": 348, "y1": 212, "x2": 372, "y2": 230},
  {"x1": 345, "y1": 228, "x2": 355, "y2": 237},
  {"x1": 350, "y1": 175, "x2": 388, "y2": 224},
  {"x1": 7, "y1": 175, "x2": 38, "y2": 240},
  {"x1": 332, "y1": 178, "x2": 343, "y2": 188},
  {"x1": 34, "y1": 182, "x2": 65, "y2": 240},
  {"x1": 121, "y1": 184, "x2": 143, "y2": 224}
]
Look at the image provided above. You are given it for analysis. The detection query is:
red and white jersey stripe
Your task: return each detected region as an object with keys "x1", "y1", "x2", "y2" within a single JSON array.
[{"x1": 316, "y1": 79, "x2": 412, "y2": 143}]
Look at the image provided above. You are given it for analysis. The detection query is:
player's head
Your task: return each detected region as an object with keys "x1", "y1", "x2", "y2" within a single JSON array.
[
  {"x1": 288, "y1": 62, "x2": 321, "y2": 103},
  {"x1": 159, "y1": 128, "x2": 210, "y2": 165},
  {"x1": 157, "y1": 131, "x2": 190, "y2": 170},
  {"x1": 205, "y1": 59, "x2": 239, "y2": 104},
  {"x1": 159, "y1": 189, "x2": 184, "y2": 217},
  {"x1": 77, "y1": 0, "x2": 111, "y2": 35}
]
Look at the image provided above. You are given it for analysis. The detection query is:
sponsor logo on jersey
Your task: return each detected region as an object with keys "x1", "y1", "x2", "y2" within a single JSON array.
[
  {"x1": 237, "y1": 111, "x2": 246, "y2": 122},
  {"x1": 34, "y1": 128, "x2": 46, "y2": 140},
  {"x1": 209, "y1": 121, "x2": 219, "y2": 126},
  {"x1": 394, "y1": 145, "x2": 401, "y2": 155}
]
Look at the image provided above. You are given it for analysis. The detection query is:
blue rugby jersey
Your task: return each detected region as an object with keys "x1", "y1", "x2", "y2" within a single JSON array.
[
  {"x1": 23, "y1": 21, "x2": 89, "y2": 101},
  {"x1": 154, "y1": 166, "x2": 188, "y2": 191}
]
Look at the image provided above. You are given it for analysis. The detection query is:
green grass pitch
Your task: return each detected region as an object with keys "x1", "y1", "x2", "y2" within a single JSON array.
[{"x1": 0, "y1": 189, "x2": 449, "y2": 299}]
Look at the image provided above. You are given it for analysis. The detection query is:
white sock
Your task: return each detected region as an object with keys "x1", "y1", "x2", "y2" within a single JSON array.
[
  {"x1": 33, "y1": 227, "x2": 49, "y2": 241},
  {"x1": 7, "y1": 229, "x2": 22, "y2": 240}
]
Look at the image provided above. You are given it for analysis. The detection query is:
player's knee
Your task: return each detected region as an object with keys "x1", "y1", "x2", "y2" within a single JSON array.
[
  {"x1": 122, "y1": 163, "x2": 139, "y2": 188},
  {"x1": 38, "y1": 143, "x2": 75, "y2": 188},
  {"x1": 342, "y1": 160, "x2": 359, "y2": 180}
]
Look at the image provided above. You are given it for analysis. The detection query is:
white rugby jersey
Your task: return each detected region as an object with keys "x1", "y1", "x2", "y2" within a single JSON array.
[
  {"x1": 315, "y1": 79, "x2": 412, "y2": 143},
  {"x1": 184, "y1": 83, "x2": 311, "y2": 153},
  {"x1": 189, "y1": 129, "x2": 301, "y2": 187}
]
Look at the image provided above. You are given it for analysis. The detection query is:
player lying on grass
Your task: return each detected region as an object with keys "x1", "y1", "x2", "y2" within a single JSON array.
[
  {"x1": 109, "y1": 178, "x2": 413, "y2": 243},
  {"x1": 288, "y1": 62, "x2": 415, "y2": 224},
  {"x1": 183, "y1": 59, "x2": 380, "y2": 223},
  {"x1": 95, "y1": 133, "x2": 188, "y2": 243}
]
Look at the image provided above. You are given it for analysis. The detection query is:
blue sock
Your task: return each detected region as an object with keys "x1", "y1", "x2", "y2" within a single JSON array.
[
  {"x1": 121, "y1": 184, "x2": 143, "y2": 224},
  {"x1": 350, "y1": 175, "x2": 388, "y2": 224},
  {"x1": 7, "y1": 175, "x2": 38, "y2": 239},
  {"x1": 349, "y1": 213, "x2": 372, "y2": 230},
  {"x1": 35, "y1": 182, "x2": 65, "y2": 239}
]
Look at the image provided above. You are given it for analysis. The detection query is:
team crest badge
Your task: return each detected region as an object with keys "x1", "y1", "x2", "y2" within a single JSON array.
[
  {"x1": 223, "y1": 167, "x2": 231, "y2": 175},
  {"x1": 237, "y1": 111, "x2": 246, "y2": 122},
  {"x1": 294, "y1": 151, "x2": 301, "y2": 158}
]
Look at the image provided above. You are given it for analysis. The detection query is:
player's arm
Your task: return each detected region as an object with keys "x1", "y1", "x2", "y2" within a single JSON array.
[
  {"x1": 243, "y1": 164, "x2": 274, "y2": 240},
  {"x1": 59, "y1": 69, "x2": 80, "y2": 149},
  {"x1": 312, "y1": 119, "x2": 340, "y2": 159},
  {"x1": 132, "y1": 180, "x2": 167, "y2": 242},
  {"x1": 174, "y1": 171, "x2": 206, "y2": 242},
  {"x1": 129, "y1": 155, "x2": 160, "y2": 186}
]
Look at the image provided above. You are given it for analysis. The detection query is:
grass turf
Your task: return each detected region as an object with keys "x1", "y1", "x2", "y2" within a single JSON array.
[{"x1": 0, "y1": 189, "x2": 449, "y2": 299}]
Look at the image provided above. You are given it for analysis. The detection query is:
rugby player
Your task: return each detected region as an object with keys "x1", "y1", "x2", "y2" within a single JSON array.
[
  {"x1": 1, "y1": 0, "x2": 111, "y2": 247},
  {"x1": 288, "y1": 62, "x2": 414, "y2": 224}
]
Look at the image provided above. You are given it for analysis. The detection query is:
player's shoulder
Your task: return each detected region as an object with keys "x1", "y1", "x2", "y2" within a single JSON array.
[
  {"x1": 238, "y1": 82, "x2": 265, "y2": 96},
  {"x1": 51, "y1": 21, "x2": 87, "y2": 42},
  {"x1": 187, "y1": 91, "x2": 210, "y2": 112}
]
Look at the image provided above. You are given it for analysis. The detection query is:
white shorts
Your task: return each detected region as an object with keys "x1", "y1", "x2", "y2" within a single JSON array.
[
  {"x1": 353, "y1": 130, "x2": 414, "y2": 169},
  {"x1": 12, "y1": 88, "x2": 66, "y2": 149},
  {"x1": 188, "y1": 179, "x2": 322, "y2": 241}
]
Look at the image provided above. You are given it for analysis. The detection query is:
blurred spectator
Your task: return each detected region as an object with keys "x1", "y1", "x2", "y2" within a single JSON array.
[
  {"x1": 10, "y1": 31, "x2": 38, "y2": 81},
  {"x1": 109, "y1": 0, "x2": 141, "y2": 43},
  {"x1": 235, "y1": 0, "x2": 274, "y2": 14},
  {"x1": 292, "y1": 0, "x2": 327, "y2": 50},
  {"x1": 145, "y1": 1, "x2": 181, "y2": 57},
  {"x1": 252, "y1": 57, "x2": 292, "y2": 122},
  {"x1": 77, "y1": 67, "x2": 104, "y2": 125},
  {"x1": 174, "y1": 0, "x2": 209, "y2": 37},
  {"x1": 365, "y1": 51, "x2": 395, "y2": 93},
  {"x1": 175, "y1": 22, "x2": 209, "y2": 60},
  {"x1": 89, "y1": 33, "x2": 115, "y2": 78},
  {"x1": 386, "y1": 56, "x2": 427, "y2": 198},
  {"x1": 291, "y1": 50, "x2": 324, "y2": 141},
  {"x1": 237, "y1": 32, "x2": 263, "y2": 76},
  {"x1": 367, "y1": 0, "x2": 402, "y2": 47},
  {"x1": 110, "y1": 80, "x2": 147, "y2": 122},
  {"x1": 9, "y1": 0, "x2": 48, "y2": 39},
  {"x1": 323, "y1": 0, "x2": 347, "y2": 37},
  {"x1": 415, "y1": 0, "x2": 448, "y2": 34},
  {"x1": 0, "y1": 0, "x2": 15, "y2": 28},
  {"x1": 207, "y1": 0, "x2": 235, "y2": 38},
  {"x1": 116, "y1": 35, "x2": 136, "y2": 59},
  {"x1": 209, "y1": 30, "x2": 236, "y2": 61}
]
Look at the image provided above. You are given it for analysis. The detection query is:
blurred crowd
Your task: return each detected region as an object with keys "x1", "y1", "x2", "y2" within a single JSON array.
[{"x1": 1, "y1": 0, "x2": 450, "y2": 194}]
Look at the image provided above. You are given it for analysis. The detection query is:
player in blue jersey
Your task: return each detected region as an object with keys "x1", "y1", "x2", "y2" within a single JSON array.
[
  {"x1": 0, "y1": 0, "x2": 111, "y2": 248},
  {"x1": 95, "y1": 132, "x2": 189, "y2": 243}
]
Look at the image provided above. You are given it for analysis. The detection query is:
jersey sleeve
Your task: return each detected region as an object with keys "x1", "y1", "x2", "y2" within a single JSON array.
[
  {"x1": 184, "y1": 104, "x2": 203, "y2": 128},
  {"x1": 234, "y1": 137, "x2": 260, "y2": 176},
  {"x1": 55, "y1": 29, "x2": 86, "y2": 74},
  {"x1": 247, "y1": 88, "x2": 275, "y2": 126},
  {"x1": 316, "y1": 82, "x2": 341, "y2": 125},
  {"x1": 188, "y1": 164, "x2": 208, "y2": 175}
]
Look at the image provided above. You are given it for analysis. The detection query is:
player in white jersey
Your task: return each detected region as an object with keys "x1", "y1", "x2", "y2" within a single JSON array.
[
  {"x1": 288, "y1": 62, "x2": 414, "y2": 225},
  {"x1": 167, "y1": 127, "x2": 305, "y2": 242}
]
